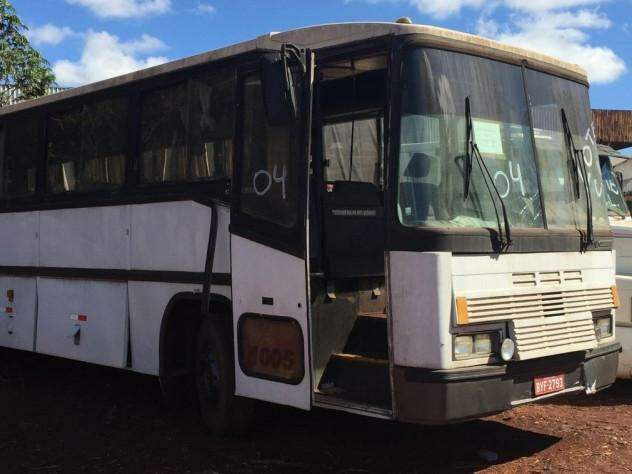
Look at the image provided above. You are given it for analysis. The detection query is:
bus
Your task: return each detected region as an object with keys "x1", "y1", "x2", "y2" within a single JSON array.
[
  {"x1": 0, "y1": 22, "x2": 620, "y2": 434},
  {"x1": 598, "y1": 145, "x2": 632, "y2": 377}
]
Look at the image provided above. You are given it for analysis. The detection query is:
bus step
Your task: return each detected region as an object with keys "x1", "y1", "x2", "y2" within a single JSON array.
[
  {"x1": 342, "y1": 314, "x2": 388, "y2": 359},
  {"x1": 357, "y1": 311, "x2": 387, "y2": 319},
  {"x1": 317, "y1": 352, "x2": 391, "y2": 409},
  {"x1": 331, "y1": 352, "x2": 388, "y2": 365}
]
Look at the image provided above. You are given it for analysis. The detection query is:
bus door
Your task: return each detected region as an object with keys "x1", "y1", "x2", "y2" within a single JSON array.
[{"x1": 230, "y1": 48, "x2": 314, "y2": 409}]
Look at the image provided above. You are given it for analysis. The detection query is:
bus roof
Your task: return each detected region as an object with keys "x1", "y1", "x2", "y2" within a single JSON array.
[{"x1": 0, "y1": 22, "x2": 588, "y2": 116}]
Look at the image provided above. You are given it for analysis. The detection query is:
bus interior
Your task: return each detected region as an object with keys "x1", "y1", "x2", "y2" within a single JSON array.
[{"x1": 309, "y1": 52, "x2": 391, "y2": 413}]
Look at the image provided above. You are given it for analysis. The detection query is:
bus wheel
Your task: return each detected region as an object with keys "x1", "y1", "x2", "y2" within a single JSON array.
[{"x1": 195, "y1": 315, "x2": 253, "y2": 436}]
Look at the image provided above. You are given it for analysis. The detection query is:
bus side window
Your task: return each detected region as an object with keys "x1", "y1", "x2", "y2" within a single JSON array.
[
  {"x1": 140, "y1": 83, "x2": 188, "y2": 184},
  {"x1": 189, "y1": 74, "x2": 235, "y2": 181},
  {"x1": 80, "y1": 98, "x2": 127, "y2": 191},
  {"x1": 4, "y1": 115, "x2": 38, "y2": 197},
  {"x1": 47, "y1": 108, "x2": 82, "y2": 193},
  {"x1": 323, "y1": 116, "x2": 382, "y2": 188},
  {"x1": 46, "y1": 98, "x2": 128, "y2": 194},
  {"x1": 239, "y1": 75, "x2": 296, "y2": 228}
]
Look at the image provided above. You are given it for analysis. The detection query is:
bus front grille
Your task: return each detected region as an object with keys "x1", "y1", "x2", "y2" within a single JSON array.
[
  {"x1": 464, "y1": 287, "x2": 615, "y2": 323},
  {"x1": 510, "y1": 312, "x2": 597, "y2": 360}
]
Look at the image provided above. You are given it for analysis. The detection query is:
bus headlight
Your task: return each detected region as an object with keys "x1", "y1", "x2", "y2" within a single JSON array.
[
  {"x1": 454, "y1": 333, "x2": 495, "y2": 359},
  {"x1": 594, "y1": 316, "x2": 613, "y2": 340},
  {"x1": 500, "y1": 338, "x2": 515, "y2": 361}
]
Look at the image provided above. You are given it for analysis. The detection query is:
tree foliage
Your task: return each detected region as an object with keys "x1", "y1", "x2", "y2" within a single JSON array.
[{"x1": 0, "y1": 0, "x2": 55, "y2": 106}]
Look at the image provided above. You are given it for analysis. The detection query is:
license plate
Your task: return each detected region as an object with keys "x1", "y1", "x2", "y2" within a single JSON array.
[{"x1": 534, "y1": 374, "x2": 565, "y2": 397}]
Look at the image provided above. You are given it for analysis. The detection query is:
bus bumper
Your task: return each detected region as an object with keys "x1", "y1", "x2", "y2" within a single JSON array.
[{"x1": 392, "y1": 342, "x2": 620, "y2": 425}]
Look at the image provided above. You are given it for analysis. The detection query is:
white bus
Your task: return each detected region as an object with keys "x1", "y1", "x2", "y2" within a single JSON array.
[
  {"x1": 0, "y1": 22, "x2": 620, "y2": 434},
  {"x1": 597, "y1": 146, "x2": 632, "y2": 377}
]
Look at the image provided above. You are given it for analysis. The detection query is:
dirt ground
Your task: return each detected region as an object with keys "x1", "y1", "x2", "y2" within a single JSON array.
[{"x1": 1, "y1": 348, "x2": 631, "y2": 474}]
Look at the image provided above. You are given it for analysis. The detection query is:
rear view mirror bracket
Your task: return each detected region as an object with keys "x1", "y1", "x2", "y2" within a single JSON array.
[{"x1": 260, "y1": 43, "x2": 305, "y2": 126}]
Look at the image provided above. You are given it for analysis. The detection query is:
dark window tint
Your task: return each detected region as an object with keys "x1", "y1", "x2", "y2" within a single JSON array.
[
  {"x1": 141, "y1": 83, "x2": 188, "y2": 183},
  {"x1": 4, "y1": 115, "x2": 39, "y2": 197},
  {"x1": 240, "y1": 75, "x2": 296, "y2": 227},
  {"x1": 189, "y1": 74, "x2": 234, "y2": 180},
  {"x1": 46, "y1": 97, "x2": 127, "y2": 194},
  {"x1": 526, "y1": 69, "x2": 609, "y2": 230},
  {"x1": 80, "y1": 98, "x2": 127, "y2": 191},
  {"x1": 47, "y1": 108, "x2": 82, "y2": 193},
  {"x1": 323, "y1": 117, "x2": 382, "y2": 186}
]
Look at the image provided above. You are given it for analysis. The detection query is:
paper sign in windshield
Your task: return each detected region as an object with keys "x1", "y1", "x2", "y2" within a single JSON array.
[{"x1": 473, "y1": 119, "x2": 504, "y2": 157}]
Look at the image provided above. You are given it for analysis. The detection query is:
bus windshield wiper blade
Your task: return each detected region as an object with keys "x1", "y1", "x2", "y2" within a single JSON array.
[
  {"x1": 464, "y1": 97, "x2": 512, "y2": 250},
  {"x1": 464, "y1": 97, "x2": 474, "y2": 200},
  {"x1": 561, "y1": 108, "x2": 594, "y2": 249}
]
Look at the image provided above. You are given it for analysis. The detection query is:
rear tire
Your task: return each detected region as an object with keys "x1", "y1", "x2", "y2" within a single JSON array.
[{"x1": 195, "y1": 315, "x2": 253, "y2": 436}]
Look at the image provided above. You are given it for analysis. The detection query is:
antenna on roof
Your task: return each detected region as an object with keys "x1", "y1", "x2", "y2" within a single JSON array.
[{"x1": 395, "y1": 17, "x2": 413, "y2": 24}]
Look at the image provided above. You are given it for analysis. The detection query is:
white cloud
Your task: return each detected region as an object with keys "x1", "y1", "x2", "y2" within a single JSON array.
[
  {"x1": 66, "y1": 0, "x2": 171, "y2": 18},
  {"x1": 401, "y1": 0, "x2": 611, "y2": 18},
  {"x1": 121, "y1": 33, "x2": 168, "y2": 54},
  {"x1": 53, "y1": 31, "x2": 168, "y2": 86},
  {"x1": 478, "y1": 9, "x2": 625, "y2": 84},
  {"x1": 196, "y1": 3, "x2": 216, "y2": 14},
  {"x1": 406, "y1": 0, "x2": 486, "y2": 19},
  {"x1": 27, "y1": 24, "x2": 75, "y2": 45},
  {"x1": 360, "y1": 0, "x2": 625, "y2": 84}
]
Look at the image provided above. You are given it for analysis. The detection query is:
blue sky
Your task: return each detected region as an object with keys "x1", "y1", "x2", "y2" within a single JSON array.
[{"x1": 12, "y1": 0, "x2": 632, "y2": 112}]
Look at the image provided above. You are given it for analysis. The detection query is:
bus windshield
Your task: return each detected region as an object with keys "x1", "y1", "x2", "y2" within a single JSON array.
[
  {"x1": 397, "y1": 47, "x2": 608, "y2": 233},
  {"x1": 600, "y1": 156, "x2": 630, "y2": 218}
]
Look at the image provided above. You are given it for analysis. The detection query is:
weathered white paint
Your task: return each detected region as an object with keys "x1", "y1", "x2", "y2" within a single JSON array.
[
  {"x1": 0, "y1": 211, "x2": 38, "y2": 266},
  {"x1": 388, "y1": 252, "x2": 453, "y2": 369},
  {"x1": 128, "y1": 282, "x2": 201, "y2": 375},
  {"x1": 0, "y1": 277, "x2": 37, "y2": 351},
  {"x1": 39, "y1": 206, "x2": 131, "y2": 269},
  {"x1": 617, "y1": 325, "x2": 632, "y2": 379},
  {"x1": 212, "y1": 205, "x2": 231, "y2": 274},
  {"x1": 231, "y1": 234, "x2": 310, "y2": 410},
  {"x1": 389, "y1": 251, "x2": 615, "y2": 370},
  {"x1": 616, "y1": 274, "x2": 632, "y2": 327},
  {"x1": 0, "y1": 23, "x2": 586, "y2": 118},
  {"x1": 451, "y1": 251, "x2": 615, "y2": 295},
  {"x1": 36, "y1": 278, "x2": 129, "y2": 368},
  {"x1": 0, "y1": 201, "x2": 232, "y2": 375},
  {"x1": 130, "y1": 201, "x2": 212, "y2": 273}
]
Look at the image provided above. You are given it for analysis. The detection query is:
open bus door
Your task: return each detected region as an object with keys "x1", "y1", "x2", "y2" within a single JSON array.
[{"x1": 230, "y1": 47, "x2": 314, "y2": 409}]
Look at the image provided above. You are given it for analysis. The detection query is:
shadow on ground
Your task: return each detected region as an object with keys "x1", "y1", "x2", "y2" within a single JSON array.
[
  {"x1": 540, "y1": 378, "x2": 632, "y2": 408},
  {"x1": 0, "y1": 348, "x2": 560, "y2": 473}
]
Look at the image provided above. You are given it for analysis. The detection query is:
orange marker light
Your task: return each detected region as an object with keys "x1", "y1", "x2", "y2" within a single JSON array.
[
  {"x1": 612, "y1": 285, "x2": 620, "y2": 309},
  {"x1": 456, "y1": 297, "x2": 469, "y2": 325}
]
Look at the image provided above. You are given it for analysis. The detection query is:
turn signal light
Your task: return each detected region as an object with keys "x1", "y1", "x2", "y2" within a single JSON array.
[
  {"x1": 456, "y1": 297, "x2": 469, "y2": 325},
  {"x1": 612, "y1": 285, "x2": 620, "y2": 309}
]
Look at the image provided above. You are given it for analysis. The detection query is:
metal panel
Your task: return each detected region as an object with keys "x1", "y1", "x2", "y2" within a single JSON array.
[
  {"x1": 39, "y1": 206, "x2": 130, "y2": 269},
  {"x1": 231, "y1": 235, "x2": 311, "y2": 410},
  {"x1": 130, "y1": 202, "x2": 212, "y2": 273},
  {"x1": 388, "y1": 251, "x2": 453, "y2": 369},
  {"x1": 127, "y1": 281, "x2": 201, "y2": 375},
  {"x1": 0, "y1": 277, "x2": 37, "y2": 351},
  {"x1": 0, "y1": 211, "x2": 38, "y2": 266},
  {"x1": 35, "y1": 278, "x2": 128, "y2": 368}
]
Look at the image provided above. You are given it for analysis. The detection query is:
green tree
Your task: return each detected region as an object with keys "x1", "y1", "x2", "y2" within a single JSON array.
[{"x1": 0, "y1": 0, "x2": 55, "y2": 106}]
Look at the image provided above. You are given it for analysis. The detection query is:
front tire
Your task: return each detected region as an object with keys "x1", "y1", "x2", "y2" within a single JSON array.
[{"x1": 195, "y1": 315, "x2": 253, "y2": 436}]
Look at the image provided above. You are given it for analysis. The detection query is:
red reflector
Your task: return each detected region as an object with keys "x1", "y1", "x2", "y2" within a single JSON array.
[
  {"x1": 77, "y1": 314, "x2": 87, "y2": 322},
  {"x1": 5, "y1": 307, "x2": 13, "y2": 313}
]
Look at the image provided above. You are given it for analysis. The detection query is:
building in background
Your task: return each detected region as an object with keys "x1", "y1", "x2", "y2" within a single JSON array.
[{"x1": 0, "y1": 85, "x2": 70, "y2": 106}]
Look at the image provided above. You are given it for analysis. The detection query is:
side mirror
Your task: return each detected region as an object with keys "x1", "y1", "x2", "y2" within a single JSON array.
[{"x1": 260, "y1": 51, "x2": 297, "y2": 126}]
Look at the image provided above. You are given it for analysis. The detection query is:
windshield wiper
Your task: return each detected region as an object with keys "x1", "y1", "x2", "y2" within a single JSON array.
[
  {"x1": 464, "y1": 97, "x2": 512, "y2": 250},
  {"x1": 561, "y1": 108, "x2": 594, "y2": 249}
]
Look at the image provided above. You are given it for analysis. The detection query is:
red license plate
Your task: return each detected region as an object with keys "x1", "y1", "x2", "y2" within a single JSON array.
[{"x1": 534, "y1": 374, "x2": 565, "y2": 397}]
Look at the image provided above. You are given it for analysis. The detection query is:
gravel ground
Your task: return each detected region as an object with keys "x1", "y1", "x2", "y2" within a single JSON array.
[{"x1": 1, "y1": 347, "x2": 631, "y2": 473}]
